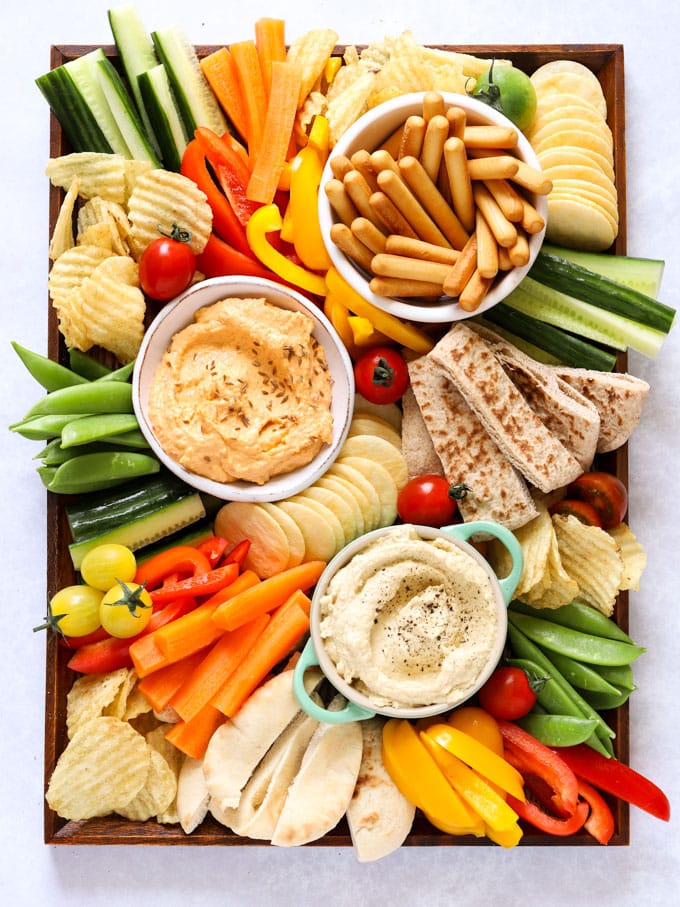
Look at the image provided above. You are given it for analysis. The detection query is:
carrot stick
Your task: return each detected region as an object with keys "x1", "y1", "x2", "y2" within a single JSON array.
[
  {"x1": 211, "y1": 590, "x2": 311, "y2": 717},
  {"x1": 170, "y1": 614, "x2": 270, "y2": 722},
  {"x1": 129, "y1": 633, "x2": 168, "y2": 678},
  {"x1": 165, "y1": 703, "x2": 226, "y2": 760},
  {"x1": 254, "y1": 17, "x2": 286, "y2": 100},
  {"x1": 211, "y1": 560, "x2": 326, "y2": 631},
  {"x1": 229, "y1": 40, "x2": 268, "y2": 159},
  {"x1": 247, "y1": 60, "x2": 303, "y2": 205},
  {"x1": 200, "y1": 47, "x2": 249, "y2": 141},
  {"x1": 137, "y1": 649, "x2": 209, "y2": 713},
  {"x1": 153, "y1": 570, "x2": 261, "y2": 664}
]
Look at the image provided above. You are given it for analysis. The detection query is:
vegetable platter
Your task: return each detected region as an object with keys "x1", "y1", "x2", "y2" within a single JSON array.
[{"x1": 38, "y1": 34, "x2": 647, "y2": 849}]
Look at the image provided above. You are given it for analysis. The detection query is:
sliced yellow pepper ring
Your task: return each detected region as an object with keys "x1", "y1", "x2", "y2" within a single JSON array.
[
  {"x1": 420, "y1": 730, "x2": 521, "y2": 833},
  {"x1": 381, "y1": 719, "x2": 484, "y2": 835},
  {"x1": 425, "y1": 723, "x2": 526, "y2": 801},
  {"x1": 289, "y1": 144, "x2": 332, "y2": 271},
  {"x1": 245, "y1": 204, "x2": 328, "y2": 297},
  {"x1": 325, "y1": 267, "x2": 435, "y2": 355}
]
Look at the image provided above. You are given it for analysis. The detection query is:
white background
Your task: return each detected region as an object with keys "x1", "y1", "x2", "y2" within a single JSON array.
[{"x1": 1, "y1": 1, "x2": 678, "y2": 904}]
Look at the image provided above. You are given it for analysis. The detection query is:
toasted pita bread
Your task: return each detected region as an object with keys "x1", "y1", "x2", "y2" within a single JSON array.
[
  {"x1": 408, "y1": 355, "x2": 538, "y2": 529},
  {"x1": 346, "y1": 717, "x2": 416, "y2": 862},
  {"x1": 429, "y1": 323, "x2": 583, "y2": 493},
  {"x1": 400, "y1": 386, "x2": 445, "y2": 480},
  {"x1": 176, "y1": 756, "x2": 210, "y2": 835}
]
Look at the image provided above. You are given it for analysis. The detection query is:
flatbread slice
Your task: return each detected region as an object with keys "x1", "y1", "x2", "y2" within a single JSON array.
[{"x1": 400, "y1": 386, "x2": 445, "y2": 480}]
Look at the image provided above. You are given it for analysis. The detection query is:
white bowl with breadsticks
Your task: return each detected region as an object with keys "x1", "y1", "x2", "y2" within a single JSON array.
[{"x1": 318, "y1": 91, "x2": 549, "y2": 323}]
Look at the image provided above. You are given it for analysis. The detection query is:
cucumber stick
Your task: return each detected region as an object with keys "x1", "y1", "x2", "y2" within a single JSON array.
[
  {"x1": 541, "y1": 244, "x2": 665, "y2": 298},
  {"x1": 138, "y1": 65, "x2": 188, "y2": 172},
  {"x1": 36, "y1": 66, "x2": 113, "y2": 153},
  {"x1": 96, "y1": 57, "x2": 161, "y2": 165},
  {"x1": 65, "y1": 49, "x2": 132, "y2": 156},
  {"x1": 151, "y1": 25, "x2": 228, "y2": 137}
]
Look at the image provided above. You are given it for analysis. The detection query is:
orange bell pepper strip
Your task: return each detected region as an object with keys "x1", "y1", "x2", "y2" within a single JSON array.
[{"x1": 246, "y1": 204, "x2": 328, "y2": 296}]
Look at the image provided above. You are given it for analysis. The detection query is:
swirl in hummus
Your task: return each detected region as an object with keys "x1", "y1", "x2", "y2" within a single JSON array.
[
  {"x1": 318, "y1": 525, "x2": 501, "y2": 709},
  {"x1": 148, "y1": 296, "x2": 334, "y2": 485}
]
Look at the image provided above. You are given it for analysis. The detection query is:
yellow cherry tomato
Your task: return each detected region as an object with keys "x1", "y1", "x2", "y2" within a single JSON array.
[
  {"x1": 80, "y1": 543, "x2": 137, "y2": 591},
  {"x1": 40, "y1": 584, "x2": 103, "y2": 637},
  {"x1": 99, "y1": 581, "x2": 152, "y2": 639}
]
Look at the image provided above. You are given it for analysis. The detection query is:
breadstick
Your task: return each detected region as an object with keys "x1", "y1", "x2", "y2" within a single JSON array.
[
  {"x1": 472, "y1": 182, "x2": 518, "y2": 248},
  {"x1": 513, "y1": 159, "x2": 553, "y2": 195},
  {"x1": 463, "y1": 124, "x2": 518, "y2": 149},
  {"x1": 467, "y1": 155, "x2": 520, "y2": 181},
  {"x1": 443, "y1": 136, "x2": 475, "y2": 234},
  {"x1": 385, "y1": 234, "x2": 459, "y2": 265},
  {"x1": 371, "y1": 252, "x2": 453, "y2": 285},
  {"x1": 506, "y1": 228, "x2": 531, "y2": 267},
  {"x1": 369, "y1": 276, "x2": 444, "y2": 298},
  {"x1": 442, "y1": 233, "x2": 477, "y2": 297},
  {"x1": 420, "y1": 114, "x2": 450, "y2": 182},
  {"x1": 474, "y1": 208, "x2": 499, "y2": 279},
  {"x1": 369, "y1": 191, "x2": 420, "y2": 239},
  {"x1": 398, "y1": 115, "x2": 426, "y2": 159},
  {"x1": 458, "y1": 268, "x2": 493, "y2": 312},
  {"x1": 376, "y1": 168, "x2": 452, "y2": 248},
  {"x1": 519, "y1": 196, "x2": 546, "y2": 234},
  {"x1": 330, "y1": 154, "x2": 354, "y2": 180},
  {"x1": 369, "y1": 149, "x2": 402, "y2": 177},
  {"x1": 324, "y1": 178, "x2": 360, "y2": 227},
  {"x1": 351, "y1": 217, "x2": 387, "y2": 254},
  {"x1": 497, "y1": 245, "x2": 514, "y2": 271},
  {"x1": 330, "y1": 222, "x2": 375, "y2": 271},
  {"x1": 446, "y1": 106, "x2": 466, "y2": 140},
  {"x1": 422, "y1": 91, "x2": 446, "y2": 120},
  {"x1": 483, "y1": 178, "x2": 525, "y2": 222},
  {"x1": 379, "y1": 124, "x2": 405, "y2": 158},
  {"x1": 344, "y1": 169, "x2": 382, "y2": 224},
  {"x1": 350, "y1": 149, "x2": 381, "y2": 193},
  {"x1": 398, "y1": 155, "x2": 470, "y2": 250}
]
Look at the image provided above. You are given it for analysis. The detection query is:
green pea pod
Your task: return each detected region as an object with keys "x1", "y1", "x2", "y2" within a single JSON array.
[
  {"x1": 43, "y1": 451, "x2": 160, "y2": 494},
  {"x1": 509, "y1": 599, "x2": 634, "y2": 645},
  {"x1": 22, "y1": 380, "x2": 133, "y2": 419},
  {"x1": 61, "y1": 413, "x2": 140, "y2": 448},
  {"x1": 68, "y1": 348, "x2": 112, "y2": 379},
  {"x1": 517, "y1": 713, "x2": 599, "y2": 748},
  {"x1": 507, "y1": 622, "x2": 615, "y2": 757},
  {"x1": 34, "y1": 439, "x2": 117, "y2": 465},
  {"x1": 102, "y1": 429, "x2": 150, "y2": 450},
  {"x1": 94, "y1": 360, "x2": 136, "y2": 382},
  {"x1": 545, "y1": 650, "x2": 622, "y2": 695},
  {"x1": 12, "y1": 341, "x2": 88, "y2": 392},
  {"x1": 506, "y1": 656, "x2": 613, "y2": 758},
  {"x1": 507, "y1": 610, "x2": 645, "y2": 667},
  {"x1": 10, "y1": 413, "x2": 91, "y2": 440},
  {"x1": 580, "y1": 687, "x2": 634, "y2": 711},
  {"x1": 593, "y1": 663, "x2": 636, "y2": 692}
]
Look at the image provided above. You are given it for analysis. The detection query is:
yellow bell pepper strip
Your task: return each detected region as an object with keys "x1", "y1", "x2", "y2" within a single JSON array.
[
  {"x1": 323, "y1": 56, "x2": 343, "y2": 88},
  {"x1": 347, "y1": 315, "x2": 394, "y2": 348},
  {"x1": 420, "y1": 729, "x2": 522, "y2": 833},
  {"x1": 306, "y1": 113, "x2": 330, "y2": 161},
  {"x1": 289, "y1": 144, "x2": 332, "y2": 271},
  {"x1": 382, "y1": 719, "x2": 484, "y2": 836},
  {"x1": 246, "y1": 204, "x2": 328, "y2": 297},
  {"x1": 424, "y1": 723, "x2": 526, "y2": 802},
  {"x1": 324, "y1": 292, "x2": 359, "y2": 359},
  {"x1": 447, "y1": 706, "x2": 505, "y2": 756},
  {"x1": 325, "y1": 267, "x2": 434, "y2": 354}
]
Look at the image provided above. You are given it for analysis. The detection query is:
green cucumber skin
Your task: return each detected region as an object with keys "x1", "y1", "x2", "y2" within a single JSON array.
[
  {"x1": 65, "y1": 49, "x2": 131, "y2": 156},
  {"x1": 138, "y1": 66, "x2": 187, "y2": 172},
  {"x1": 541, "y1": 244, "x2": 665, "y2": 297},
  {"x1": 96, "y1": 57, "x2": 161, "y2": 166},
  {"x1": 36, "y1": 68, "x2": 113, "y2": 153}
]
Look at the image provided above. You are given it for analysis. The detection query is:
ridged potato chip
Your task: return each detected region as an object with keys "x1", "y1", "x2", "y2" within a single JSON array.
[
  {"x1": 116, "y1": 748, "x2": 178, "y2": 822},
  {"x1": 46, "y1": 152, "x2": 129, "y2": 204},
  {"x1": 103, "y1": 669, "x2": 139, "y2": 721},
  {"x1": 48, "y1": 243, "x2": 115, "y2": 306},
  {"x1": 523, "y1": 527, "x2": 579, "y2": 610},
  {"x1": 46, "y1": 716, "x2": 150, "y2": 820},
  {"x1": 494, "y1": 506, "x2": 553, "y2": 597},
  {"x1": 287, "y1": 28, "x2": 339, "y2": 107},
  {"x1": 77, "y1": 196, "x2": 132, "y2": 255},
  {"x1": 48, "y1": 177, "x2": 80, "y2": 261},
  {"x1": 609, "y1": 522, "x2": 647, "y2": 591},
  {"x1": 66, "y1": 668, "x2": 130, "y2": 739},
  {"x1": 552, "y1": 514, "x2": 623, "y2": 616}
]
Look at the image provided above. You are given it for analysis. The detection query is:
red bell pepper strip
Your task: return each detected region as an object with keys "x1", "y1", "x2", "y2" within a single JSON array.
[
  {"x1": 195, "y1": 535, "x2": 230, "y2": 567},
  {"x1": 59, "y1": 625, "x2": 111, "y2": 650},
  {"x1": 223, "y1": 538, "x2": 251, "y2": 569},
  {"x1": 134, "y1": 545, "x2": 212, "y2": 593},
  {"x1": 149, "y1": 562, "x2": 239, "y2": 606},
  {"x1": 196, "y1": 232, "x2": 278, "y2": 281},
  {"x1": 577, "y1": 779, "x2": 615, "y2": 844},
  {"x1": 194, "y1": 126, "x2": 262, "y2": 227},
  {"x1": 554, "y1": 744, "x2": 671, "y2": 822},
  {"x1": 180, "y1": 138, "x2": 252, "y2": 256},
  {"x1": 506, "y1": 792, "x2": 589, "y2": 837},
  {"x1": 66, "y1": 597, "x2": 196, "y2": 674}
]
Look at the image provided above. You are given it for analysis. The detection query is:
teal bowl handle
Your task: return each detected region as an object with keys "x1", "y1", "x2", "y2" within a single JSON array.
[
  {"x1": 441, "y1": 520, "x2": 523, "y2": 604},
  {"x1": 293, "y1": 638, "x2": 376, "y2": 724}
]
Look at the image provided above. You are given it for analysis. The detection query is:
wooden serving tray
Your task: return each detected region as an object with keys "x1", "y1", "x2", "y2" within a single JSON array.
[{"x1": 43, "y1": 43, "x2": 629, "y2": 846}]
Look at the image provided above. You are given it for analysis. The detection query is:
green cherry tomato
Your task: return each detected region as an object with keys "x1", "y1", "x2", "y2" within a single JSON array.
[
  {"x1": 99, "y1": 581, "x2": 153, "y2": 639},
  {"x1": 40, "y1": 584, "x2": 104, "y2": 637},
  {"x1": 80, "y1": 543, "x2": 137, "y2": 591},
  {"x1": 471, "y1": 60, "x2": 537, "y2": 133}
]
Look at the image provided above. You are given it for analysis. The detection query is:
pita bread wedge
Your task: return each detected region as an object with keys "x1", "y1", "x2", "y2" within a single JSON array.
[
  {"x1": 429, "y1": 323, "x2": 583, "y2": 493},
  {"x1": 408, "y1": 355, "x2": 538, "y2": 530},
  {"x1": 271, "y1": 695, "x2": 363, "y2": 847},
  {"x1": 176, "y1": 756, "x2": 211, "y2": 834},
  {"x1": 400, "y1": 386, "x2": 445, "y2": 480},
  {"x1": 346, "y1": 717, "x2": 416, "y2": 862},
  {"x1": 550, "y1": 366, "x2": 649, "y2": 452},
  {"x1": 203, "y1": 667, "x2": 323, "y2": 813}
]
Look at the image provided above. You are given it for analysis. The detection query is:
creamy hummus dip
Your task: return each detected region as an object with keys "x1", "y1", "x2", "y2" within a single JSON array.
[
  {"x1": 319, "y1": 525, "x2": 501, "y2": 709},
  {"x1": 148, "y1": 297, "x2": 334, "y2": 485}
]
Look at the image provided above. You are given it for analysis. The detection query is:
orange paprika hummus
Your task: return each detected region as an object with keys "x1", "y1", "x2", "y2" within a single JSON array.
[{"x1": 148, "y1": 296, "x2": 334, "y2": 485}]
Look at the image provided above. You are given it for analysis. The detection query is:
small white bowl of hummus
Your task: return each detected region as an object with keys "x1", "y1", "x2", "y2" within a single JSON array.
[
  {"x1": 293, "y1": 521, "x2": 523, "y2": 723},
  {"x1": 133, "y1": 276, "x2": 355, "y2": 502}
]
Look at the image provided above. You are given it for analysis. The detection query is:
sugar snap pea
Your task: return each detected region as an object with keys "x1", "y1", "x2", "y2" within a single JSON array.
[
  {"x1": 22, "y1": 380, "x2": 133, "y2": 419},
  {"x1": 42, "y1": 451, "x2": 160, "y2": 494},
  {"x1": 12, "y1": 341, "x2": 88, "y2": 392},
  {"x1": 581, "y1": 688, "x2": 634, "y2": 711},
  {"x1": 507, "y1": 610, "x2": 645, "y2": 667},
  {"x1": 102, "y1": 429, "x2": 149, "y2": 450},
  {"x1": 544, "y1": 650, "x2": 622, "y2": 695},
  {"x1": 60, "y1": 413, "x2": 140, "y2": 448},
  {"x1": 10, "y1": 413, "x2": 91, "y2": 440},
  {"x1": 509, "y1": 599, "x2": 634, "y2": 645},
  {"x1": 94, "y1": 360, "x2": 136, "y2": 382},
  {"x1": 34, "y1": 439, "x2": 117, "y2": 465},
  {"x1": 517, "y1": 713, "x2": 599, "y2": 748},
  {"x1": 68, "y1": 349, "x2": 113, "y2": 380},
  {"x1": 593, "y1": 663, "x2": 636, "y2": 692}
]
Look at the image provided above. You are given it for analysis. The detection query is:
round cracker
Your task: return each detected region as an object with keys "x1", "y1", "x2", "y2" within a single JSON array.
[
  {"x1": 530, "y1": 116, "x2": 612, "y2": 151},
  {"x1": 546, "y1": 196, "x2": 617, "y2": 251},
  {"x1": 299, "y1": 484, "x2": 359, "y2": 543},
  {"x1": 277, "y1": 500, "x2": 339, "y2": 563},
  {"x1": 315, "y1": 474, "x2": 367, "y2": 537},
  {"x1": 528, "y1": 102, "x2": 606, "y2": 136},
  {"x1": 327, "y1": 461, "x2": 383, "y2": 532},
  {"x1": 353, "y1": 393, "x2": 403, "y2": 432},
  {"x1": 550, "y1": 182, "x2": 619, "y2": 222},
  {"x1": 533, "y1": 128, "x2": 613, "y2": 164},
  {"x1": 542, "y1": 163, "x2": 617, "y2": 197},
  {"x1": 259, "y1": 502, "x2": 306, "y2": 568},
  {"x1": 549, "y1": 191, "x2": 618, "y2": 233},
  {"x1": 338, "y1": 434, "x2": 409, "y2": 491},
  {"x1": 336, "y1": 455, "x2": 398, "y2": 528},
  {"x1": 348, "y1": 414, "x2": 403, "y2": 449},
  {"x1": 287, "y1": 494, "x2": 346, "y2": 551},
  {"x1": 530, "y1": 62, "x2": 606, "y2": 116},
  {"x1": 536, "y1": 91, "x2": 602, "y2": 117},
  {"x1": 214, "y1": 501, "x2": 290, "y2": 579},
  {"x1": 537, "y1": 146, "x2": 615, "y2": 182}
]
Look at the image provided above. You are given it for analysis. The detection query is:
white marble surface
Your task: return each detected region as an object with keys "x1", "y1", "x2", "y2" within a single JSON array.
[{"x1": 1, "y1": 2, "x2": 678, "y2": 904}]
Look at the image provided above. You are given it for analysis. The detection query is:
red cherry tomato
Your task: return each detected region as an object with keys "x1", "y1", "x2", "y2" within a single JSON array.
[
  {"x1": 396, "y1": 474, "x2": 469, "y2": 527},
  {"x1": 478, "y1": 667, "x2": 537, "y2": 720},
  {"x1": 139, "y1": 225, "x2": 196, "y2": 302},
  {"x1": 353, "y1": 346, "x2": 409, "y2": 405},
  {"x1": 548, "y1": 498, "x2": 603, "y2": 527},
  {"x1": 567, "y1": 472, "x2": 628, "y2": 530}
]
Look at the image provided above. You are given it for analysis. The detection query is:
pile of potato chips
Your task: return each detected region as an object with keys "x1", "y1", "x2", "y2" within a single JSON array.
[
  {"x1": 46, "y1": 666, "x2": 184, "y2": 822},
  {"x1": 46, "y1": 152, "x2": 213, "y2": 363},
  {"x1": 489, "y1": 498, "x2": 647, "y2": 616}
]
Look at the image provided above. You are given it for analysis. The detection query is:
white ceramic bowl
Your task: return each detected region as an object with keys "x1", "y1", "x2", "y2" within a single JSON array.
[
  {"x1": 318, "y1": 91, "x2": 547, "y2": 324},
  {"x1": 132, "y1": 276, "x2": 355, "y2": 503}
]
